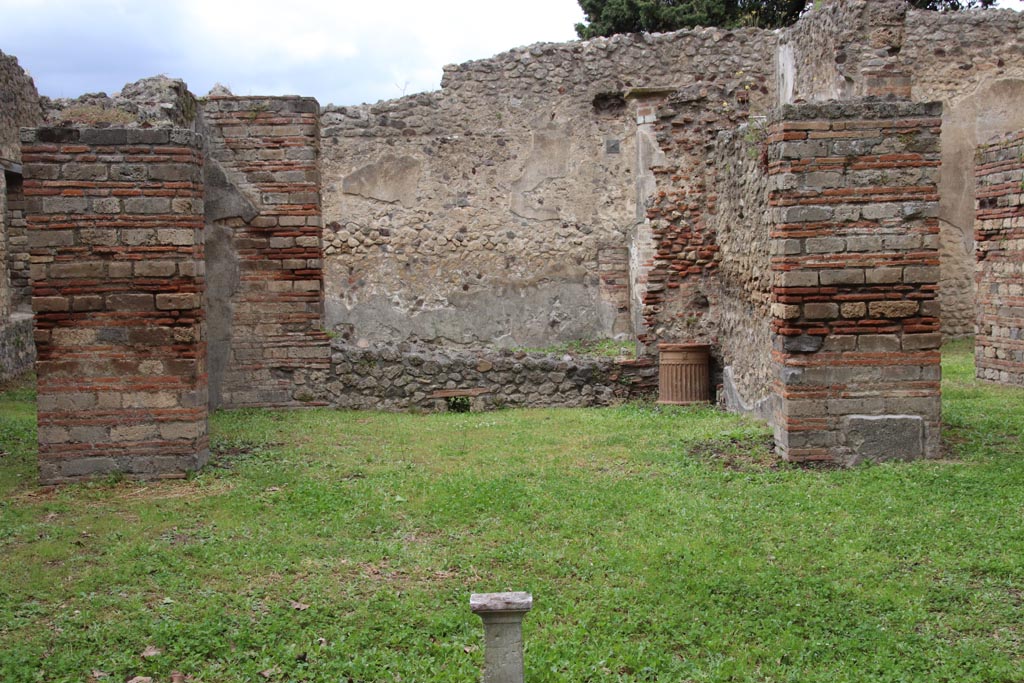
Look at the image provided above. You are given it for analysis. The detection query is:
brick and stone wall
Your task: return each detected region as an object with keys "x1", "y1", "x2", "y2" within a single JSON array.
[
  {"x1": 326, "y1": 341, "x2": 656, "y2": 411},
  {"x1": 767, "y1": 100, "x2": 943, "y2": 465},
  {"x1": 975, "y1": 131, "x2": 1024, "y2": 386},
  {"x1": 201, "y1": 97, "x2": 331, "y2": 408},
  {"x1": 780, "y1": 0, "x2": 1024, "y2": 337},
  {"x1": 636, "y1": 79, "x2": 765, "y2": 350},
  {"x1": 22, "y1": 127, "x2": 209, "y2": 484},
  {"x1": 319, "y1": 27, "x2": 777, "y2": 350}
]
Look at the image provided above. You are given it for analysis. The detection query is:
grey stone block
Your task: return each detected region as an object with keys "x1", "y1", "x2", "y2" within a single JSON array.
[{"x1": 843, "y1": 415, "x2": 924, "y2": 463}]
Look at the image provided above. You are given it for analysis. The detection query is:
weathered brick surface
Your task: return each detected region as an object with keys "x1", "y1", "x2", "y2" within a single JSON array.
[
  {"x1": 22, "y1": 127, "x2": 209, "y2": 483},
  {"x1": 202, "y1": 97, "x2": 330, "y2": 408},
  {"x1": 767, "y1": 101, "x2": 943, "y2": 465},
  {"x1": 975, "y1": 131, "x2": 1024, "y2": 386}
]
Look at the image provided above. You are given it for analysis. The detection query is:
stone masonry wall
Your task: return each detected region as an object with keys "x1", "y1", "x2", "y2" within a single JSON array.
[
  {"x1": 5, "y1": 173, "x2": 31, "y2": 311},
  {"x1": 326, "y1": 341, "x2": 656, "y2": 411},
  {"x1": 778, "y1": 0, "x2": 910, "y2": 104},
  {"x1": 975, "y1": 131, "x2": 1024, "y2": 386},
  {"x1": 0, "y1": 50, "x2": 43, "y2": 164},
  {"x1": 767, "y1": 100, "x2": 943, "y2": 465},
  {"x1": 905, "y1": 7, "x2": 1024, "y2": 338},
  {"x1": 319, "y1": 27, "x2": 777, "y2": 349},
  {"x1": 781, "y1": 1, "x2": 1024, "y2": 337},
  {"x1": 201, "y1": 97, "x2": 331, "y2": 408},
  {"x1": 638, "y1": 77, "x2": 769, "y2": 349},
  {"x1": 0, "y1": 313, "x2": 34, "y2": 381},
  {"x1": 709, "y1": 122, "x2": 774, "y2": 416},
  {"x1": 1, "y1": 170, "x2": 8, "y2": 321},
  {"x1": 22, "y1": 127, "x2": 209, "y2": 484}
]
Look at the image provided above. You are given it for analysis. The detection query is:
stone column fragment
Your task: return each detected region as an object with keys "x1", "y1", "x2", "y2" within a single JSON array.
[{"x1": 470, "y1": 592, "x2": 533, "y2": 683}]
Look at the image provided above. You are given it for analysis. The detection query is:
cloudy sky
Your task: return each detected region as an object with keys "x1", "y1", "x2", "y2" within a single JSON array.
[{"x1": 1, "y1": 0, "x2": 1021, "y2": 108}]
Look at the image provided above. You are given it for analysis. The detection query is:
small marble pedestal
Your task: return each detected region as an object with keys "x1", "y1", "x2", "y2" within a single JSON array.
[{"x1": 470, "y1": 592, "x2": 533, "y2": 683}]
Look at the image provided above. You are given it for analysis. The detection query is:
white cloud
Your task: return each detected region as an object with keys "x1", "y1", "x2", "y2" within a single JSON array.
[{"x1": 2, "y1": 0, "x2": 1021, "y2": 106}]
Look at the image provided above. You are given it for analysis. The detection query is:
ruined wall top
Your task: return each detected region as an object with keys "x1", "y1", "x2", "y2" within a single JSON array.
[
  {"x1": 0, "y1": 50, "x2": 43, "y2": 164},
  {"x1": 322, "y1": 25, "x2": 780, "y2": 139},
  {"x1": 40, "y1": 76, "x2": 200, "y2": 130}
]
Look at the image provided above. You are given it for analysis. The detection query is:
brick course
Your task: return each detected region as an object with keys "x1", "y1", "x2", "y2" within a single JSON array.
[
  {"x1": 975, "y1": 131, "x2": 1024, "y2": 386},
  {"x1": 22, "y1": 127, "x2": 209, "y2": 483},
  {"x1": 202, "y1": 97, "x2": 330, "y2": 408},
  {"x1": 767, "y1": 101, "x2": 943, "y2": 464}
]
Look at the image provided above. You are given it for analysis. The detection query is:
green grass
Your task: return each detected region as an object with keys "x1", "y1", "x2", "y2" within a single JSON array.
[
  {"x1": 0, "y1": 343, "x2": 1022, "y2": 682},
  {"x1": 514, "y1": 338, "x2": 638, "y2": 358}
]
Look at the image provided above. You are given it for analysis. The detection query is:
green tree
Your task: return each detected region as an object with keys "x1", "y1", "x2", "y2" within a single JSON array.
[{"x1": 575, "y1": 0, "x2": 997, "y2": 38}]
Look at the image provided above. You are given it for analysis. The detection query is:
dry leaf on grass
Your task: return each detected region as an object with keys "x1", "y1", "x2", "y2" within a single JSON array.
[
  {"x1": 140, "y1": 645, "x2": 162, "y2": 658},
  {"x1": 259, "y1": 666, "x2": 280, "y2": 679},
  {"x1": 290, "y1": 599, "x2": 310, "y2": 611}
]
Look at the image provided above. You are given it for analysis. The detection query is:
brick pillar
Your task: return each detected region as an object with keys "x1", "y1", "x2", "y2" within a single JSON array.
[
  {"x1": 975, "y1": 131, "x2": 1024, "y2": 386},
  {"x1": 22, "y1": 127, "x2": 208, "y2": 484},
  {"x1": 767, "y1": 101, "x2": 943, "y2": 465},
  {"x1": 202, "y1": 97, "x2": 330, "y2": 408}
]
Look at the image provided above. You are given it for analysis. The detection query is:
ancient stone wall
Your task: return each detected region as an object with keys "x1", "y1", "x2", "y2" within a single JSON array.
[
  {"x1": 779, "y1": 0, "x2": 911, "y2": 104},
  {"x1": 0, "y1": 50, "x2": 43, "y2": 163},
  {"x1": 637, "y1": 76, "x2": 770, "y2": 349},
  {"x1": 0, "y1": 170, "x2": 7, "y2": 322},
  {"x1": 22, "y1": 127, "x2": 209, "y2": 484},
  {"x1": 326, "y1": 342, "x2": 656, "y2": 411},
  {"x1": 710, "y1": 122, "x2": 774, "y2": 416},
  {"x1": 0, "y1": 312, "x2": 34, "y2": 381},
  {"x1": 904, "y1": 8, "x2": 1024, "y2": 338},
  {"x1": 767, "y1": 100, "x2": 943, "y2": 465},
  {"x1": 319, "y1": 27, "x2": 777, "y2": 349},
  {"x1": 975, "y1": 131, "x2": 1024, "y2": 386},
  {"x1": 5, "y1": 173, "x2": 31, "y2": 311},
  {"x1": 201, "y1": 97, "x2": 331, "y2": 408},
  {"x1": 781, "y1": 1, "x2": 1024, "y2": 337}
]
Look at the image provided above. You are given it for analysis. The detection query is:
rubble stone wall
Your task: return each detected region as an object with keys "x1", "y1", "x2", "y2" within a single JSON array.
[
  {"x1": 767, "y1": 100, "x2": 943, "y2": 465},
  {"x1": 319, "y1": 28, "x2": 777, "y2": 349},
  {"x1": 201, "y1": 97, "x2": 331, "y2": 408},
  {"x1": 326, "y1": 341, "x2": 656, "y2": 411},
  {"x1": 0, "y1": 50, "x2": 43, "y2": 163},
  {"x1": 5, "y1": 173, "x2": 31, "y2": 311},
  {"x1": 23, "y1": 127, "x2": 209, "y2": 484},
  {"x1": 710, "y1": 122, "x2": 774, "y2": 415},
  {"x1": 975, "y1": 131, "x2": 1024, "y2": 386},
  {"x1": 1, "y1": 171, "x2": 7, "y2": 321}
]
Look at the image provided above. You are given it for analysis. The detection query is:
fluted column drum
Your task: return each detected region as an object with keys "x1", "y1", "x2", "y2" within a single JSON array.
[{"x1": 657, "y1": 343, "x2": 710, "y2": 405}]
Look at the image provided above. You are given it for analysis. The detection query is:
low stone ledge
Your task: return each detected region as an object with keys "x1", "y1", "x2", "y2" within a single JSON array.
[{"x1": 326, "y1": 341, "x2": 657, "y2": 411}]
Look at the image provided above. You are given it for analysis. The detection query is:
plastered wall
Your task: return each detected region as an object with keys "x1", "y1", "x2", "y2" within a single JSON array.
[{"x1": 319, "y1": 28, "x2": 777, "y2": 349}]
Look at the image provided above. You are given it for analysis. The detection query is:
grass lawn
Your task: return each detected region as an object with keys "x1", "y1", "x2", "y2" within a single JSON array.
[{"x1": 0, "y1": 341, "x2": 1022, "y2": 682}]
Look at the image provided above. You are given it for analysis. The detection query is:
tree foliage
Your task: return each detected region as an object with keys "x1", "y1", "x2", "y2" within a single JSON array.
[{"x1": 575, "y1": 0, "x2": 997, "y2": 39}]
